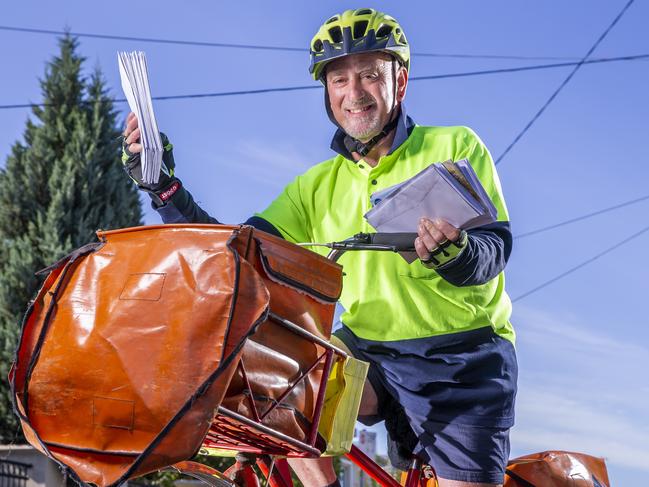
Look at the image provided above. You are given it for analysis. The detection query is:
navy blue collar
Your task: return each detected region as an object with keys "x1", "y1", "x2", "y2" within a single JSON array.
[{"x1": 330, "y1": 103, "x2": 415, "y2": 161}]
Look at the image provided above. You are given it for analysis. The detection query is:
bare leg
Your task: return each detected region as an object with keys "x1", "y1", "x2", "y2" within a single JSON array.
[
  {"x1": 289, "y1": 335, "x2": 379, "y2": 486},
  {"x1": 288, "y1": 377, "x2": 379, "y2": 486},
  {"x1": 329, "y1": 335, "x2": 380, "y2": 417},
  {"x1": 287, "y1": 456, "x2": 338, "y2": 487}
]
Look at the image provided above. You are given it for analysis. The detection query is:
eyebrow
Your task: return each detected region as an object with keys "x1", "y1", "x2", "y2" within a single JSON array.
[{"x1": 328, "y1": 63, "x2": 382, "y2": 75}]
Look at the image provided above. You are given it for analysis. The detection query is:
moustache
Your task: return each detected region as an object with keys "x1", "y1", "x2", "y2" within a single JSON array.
[{"x1": 343, "y1": 96, "x2": 376, "y2": 111}]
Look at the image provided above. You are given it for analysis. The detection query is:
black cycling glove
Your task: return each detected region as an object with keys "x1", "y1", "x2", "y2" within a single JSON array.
[{"x1": 122, "y1": 132, "x2": 181, "y2": 207}]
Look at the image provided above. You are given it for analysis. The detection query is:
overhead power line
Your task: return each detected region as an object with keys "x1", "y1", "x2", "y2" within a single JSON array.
[
  {"x1": 0, "y1": 24, "x2": 582, "y2": 61},
  {"x1": 410, "y1": 54, "x2": 648, "y2": 81},
  {"x1": 1, "y1": 53, "x2": 646, "y2": 111},
  {"x1": 512, "y1": 222, "x2": 649, "y2": 302},
  {"x1": 495, "y1": 0, "x2": 636, "y2": 165},
  {"x1": 514, "y1": 194, "x2": 649, "y2": 239}
]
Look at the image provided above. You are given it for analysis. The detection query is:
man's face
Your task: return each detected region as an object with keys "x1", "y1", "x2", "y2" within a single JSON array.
[{"x1": 325, "y1": 52, "x2": 407, "y2": 142}]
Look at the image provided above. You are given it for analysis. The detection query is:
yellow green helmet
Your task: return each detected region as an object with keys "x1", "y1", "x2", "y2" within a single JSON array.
[{"x1": 309, "y1": 8, "x2": 410, "y2": 81}]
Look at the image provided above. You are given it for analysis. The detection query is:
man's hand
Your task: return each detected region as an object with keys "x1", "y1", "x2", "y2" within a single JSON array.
[
  {"x1": 123, "y1": 112, "x2": 143, "y2": 155},
  {"x1": 415, "y1": 218, "x2": 468, "y2": 268},
  {"x1": 122, "y1": 112, "x2": 180, "y2": 206}
]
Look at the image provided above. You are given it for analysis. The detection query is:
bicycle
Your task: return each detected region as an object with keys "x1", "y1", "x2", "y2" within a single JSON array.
[
  {"x1": 149, "y1": 230, "x2": 612, "y2": 487},
  {"x1": 11, "y1": 224, "x2": 610, "y2": 487}
]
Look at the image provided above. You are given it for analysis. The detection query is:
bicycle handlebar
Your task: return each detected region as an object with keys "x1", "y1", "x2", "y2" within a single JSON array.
[
  {"x1": 367, "y1": 232, "x2": 418, "y2": 250},
  {"x1": 303, "y1": 232, "x2": 417, "y2": 262}
]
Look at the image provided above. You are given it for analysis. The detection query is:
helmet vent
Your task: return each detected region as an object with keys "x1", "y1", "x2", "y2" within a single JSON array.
[
  {"x1": 355, "y1": 8, "x2": 373, "y2": 15},
  {"x1": 313, "y1": 39, "x2": 324, "y2": 52},
  {"x1": 326, "y1": 16, "x2": 339, "y2": 24},
  {"x1": 376, "y1": 24, "x2": 392, "y2": 38},
  {"x1": 329, "y1": 26, "x2": 343, "y2": 43},
  {"x1": 353, "y1": 20, "x2": 368, "y2": 39}
]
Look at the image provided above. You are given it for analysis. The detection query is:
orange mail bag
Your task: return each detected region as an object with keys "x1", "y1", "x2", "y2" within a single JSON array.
[
  {"x1": 505, "y1": 450, "x2": 610, "y2": 487},
  {"x1": 11, "y1": 224, "x2": 342, "y2": 486},
  {"x1": 209, "y1": 228, "x2": 343, "y2": 456}
]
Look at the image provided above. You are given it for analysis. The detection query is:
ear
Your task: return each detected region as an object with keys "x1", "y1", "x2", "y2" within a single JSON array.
[{"x1": 396, "y1": 66, "x2": 408, "y2": 102}]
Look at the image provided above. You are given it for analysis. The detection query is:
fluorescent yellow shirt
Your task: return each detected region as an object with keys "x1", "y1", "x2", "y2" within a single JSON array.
[{"x1": 257, "y1": 125, "x2": 514, "y2": 343}]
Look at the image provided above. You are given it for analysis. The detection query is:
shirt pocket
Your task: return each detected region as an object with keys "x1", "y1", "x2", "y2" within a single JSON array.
[{"x1": 398, "y1": 260, "x2": 440, "y2": 280}]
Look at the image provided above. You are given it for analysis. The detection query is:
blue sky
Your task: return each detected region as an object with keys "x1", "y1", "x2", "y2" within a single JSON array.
[{"x1": 2, "y1": 1, "x2": 648, "y2": 485}]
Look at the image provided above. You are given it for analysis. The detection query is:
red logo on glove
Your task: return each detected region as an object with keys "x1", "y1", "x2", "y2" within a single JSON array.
[{"x1": 159, "y1": 181, "x2": 180, "y2": 201}]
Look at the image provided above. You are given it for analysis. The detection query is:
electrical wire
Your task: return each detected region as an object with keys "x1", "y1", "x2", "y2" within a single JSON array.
[
  {"x1": 1, "y1": 53, "x2": 646, "y2": 111},
  {"x1": 410, "y1": 54, "x2": 648, "y2": 81},
  {"x1": 514, "y1": 194, "x2": 649, "y2": 239},
  {"x1": 495, "y1": 0, "x2": 636, "y2": 165},
  {"x1": 512, "y1": 222, "x2": 649, "y2": 302},
  {"x1": 0, "y1": 25, "x2": 583, "y2": 61}
]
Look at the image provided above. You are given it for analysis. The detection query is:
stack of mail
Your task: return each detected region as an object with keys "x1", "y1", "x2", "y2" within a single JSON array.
[
  {"x1": 117, "y1": 51, "x2": 163, "y2": 185},
  {"x1": 365, "y1": 159, "x2": 497, "y2": 233}
]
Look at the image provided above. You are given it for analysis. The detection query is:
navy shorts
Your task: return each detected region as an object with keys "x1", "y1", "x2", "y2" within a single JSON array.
[{"x1": 334, "y1": 325, "x2": 517, "y2": 484}]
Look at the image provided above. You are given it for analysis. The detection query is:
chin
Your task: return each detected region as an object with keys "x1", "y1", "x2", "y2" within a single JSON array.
[{"x1": 343, "y1": 122, "x2": 382, "y2": 141}]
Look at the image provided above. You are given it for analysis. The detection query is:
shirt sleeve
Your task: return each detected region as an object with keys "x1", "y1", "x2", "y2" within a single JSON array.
[
  {"x1": 435, "y1": 221, "x2": 513, "y2": 287},
  {"x1": 153, "y1": 180, "x2": 287, "y2": 240},
  {"x1": 254, "y1": 176, "x2": 311, "y2": 244},
  {"x1": 153, "y1": 180, "x2": 220, "y2": 224}
]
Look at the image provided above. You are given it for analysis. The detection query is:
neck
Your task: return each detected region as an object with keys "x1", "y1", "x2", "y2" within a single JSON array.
[
  {"x1": 351, "y1": 128, "x2": 397, "y2": 167},
  {"x1": 350, "y1": 106, "x2": 401, "y2": 166}
]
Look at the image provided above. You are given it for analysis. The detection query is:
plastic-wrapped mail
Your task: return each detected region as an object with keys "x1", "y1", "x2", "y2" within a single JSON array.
[{"x1": 365, "y1": 160, "x2": 496, "y2": 233}]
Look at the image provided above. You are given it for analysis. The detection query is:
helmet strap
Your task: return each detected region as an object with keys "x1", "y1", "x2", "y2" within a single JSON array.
[
  {"x1": 342, "y1": 113, "x2": 399, "y2": 157},
  {"x1": 390, "y1": 58, "x2": 398, "y2": 114}
]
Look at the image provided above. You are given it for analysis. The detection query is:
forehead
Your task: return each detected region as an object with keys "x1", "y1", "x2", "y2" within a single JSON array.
[{"x1": 325, "y1": 51, "x2": 392, "y2": 75}]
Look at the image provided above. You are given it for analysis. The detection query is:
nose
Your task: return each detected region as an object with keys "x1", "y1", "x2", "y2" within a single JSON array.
[{"x1": 347, "y1": 75, "x2": 366, "y2": 101}]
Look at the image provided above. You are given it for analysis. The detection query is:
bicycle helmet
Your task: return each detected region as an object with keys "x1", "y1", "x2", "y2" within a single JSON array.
[{"x1": 309, "y1": 8, "x2": 410, "y2": 82}]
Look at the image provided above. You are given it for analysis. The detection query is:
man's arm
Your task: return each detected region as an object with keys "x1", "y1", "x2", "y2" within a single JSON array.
[
  {"x1": 415, "y1": 218, "x2": 512, "y2": 287},
  {"x1": 244, "y1": 216, "x2": 284, "y2": 238},
  {"x1": 152, "y1": 183, "x2": 218, "y2": 224},
  {"x1": 414, "y1": 127, "x2": 513, "y2": 287},
  {"x1": 434, "y1": 221, "x2": 512, "y2": 287},
  {"x1": 122, "y1": 112, "x2": 284, "y2": 236},
  {"x1": 153, "y1": 184, "x2": 284, "y2": 238}
]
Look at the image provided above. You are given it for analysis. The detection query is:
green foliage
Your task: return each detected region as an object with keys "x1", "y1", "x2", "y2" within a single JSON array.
[
  {"x1": 132, "y1": 453, "x2": 343, "y2": 486},
  {"x1": 0, "y1": 35, "x2": 143, "y2": 442},
  {"x1": 139, "y1": 454, "x2": 235, "y2": 486}
]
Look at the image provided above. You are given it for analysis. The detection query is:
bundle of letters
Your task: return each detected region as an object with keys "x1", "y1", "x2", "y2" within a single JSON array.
[
  {"x1": 364, "y1": 159, "x2": 497, "y2": 233},
  {"x1": 117, "y1": 51, "x2": 163, "y2": 185}
]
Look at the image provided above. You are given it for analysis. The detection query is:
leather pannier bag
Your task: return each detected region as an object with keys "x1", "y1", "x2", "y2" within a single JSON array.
[
  {"x1": 205, "y1": 226, "x2": 344, "y2": 454},
  {"x1": 505, "y1": 450, "x2": 610, "y2": 487},
  {"x1": 10, "y1": 224, "x2": 343, "y2": 486}
]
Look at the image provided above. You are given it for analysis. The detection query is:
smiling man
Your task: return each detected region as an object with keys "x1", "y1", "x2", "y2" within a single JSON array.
[
  {"x1": 327, "y1": 51, "x2": 397, "y2": 141},
  {"x1": 123, "y1": 8, "x2": 517, "y2": 487}
]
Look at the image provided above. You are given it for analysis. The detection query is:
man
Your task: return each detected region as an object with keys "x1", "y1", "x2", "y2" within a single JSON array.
[{"x1": 123, "y1": 8, "x2": 517, "y2": 487}]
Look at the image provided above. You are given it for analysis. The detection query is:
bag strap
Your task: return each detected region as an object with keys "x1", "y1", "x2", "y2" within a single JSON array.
[
  {"x1": 505, "y1": 468, "x2": 537, "y2": 487},
  {"x1": 35, "y1": 242, "x2": 105, "y2": 276}
]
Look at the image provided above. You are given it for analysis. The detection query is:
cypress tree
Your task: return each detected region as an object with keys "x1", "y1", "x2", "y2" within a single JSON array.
[{"x1": 0, "y1": 35, "x2": 143, "y2": 441}]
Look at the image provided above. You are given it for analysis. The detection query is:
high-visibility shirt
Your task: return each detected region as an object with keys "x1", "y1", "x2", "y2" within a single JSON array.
[{"x1": 257, "y1": 124, "x2": 514, "y2": 343}]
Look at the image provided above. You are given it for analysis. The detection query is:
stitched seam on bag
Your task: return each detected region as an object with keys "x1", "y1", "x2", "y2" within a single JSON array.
[{"x1": 117, "y1": 233, "x2": 269, "y2": 486}]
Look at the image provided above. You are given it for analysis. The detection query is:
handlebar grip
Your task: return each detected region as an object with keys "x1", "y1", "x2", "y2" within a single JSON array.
[{"x1": 369, "y1": 233, "x2": 417, "y2": 251}]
